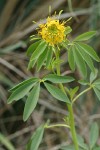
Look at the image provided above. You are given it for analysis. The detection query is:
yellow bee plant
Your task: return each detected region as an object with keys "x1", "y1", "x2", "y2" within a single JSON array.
[{"x1": 8, "y1": 11, "x2": 100, "y2": 150}]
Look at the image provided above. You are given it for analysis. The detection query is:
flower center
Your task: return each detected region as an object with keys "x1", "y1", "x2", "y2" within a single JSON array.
[
  {"x1": 47, "y1": 24, "x2": 58, "y2": 34},
  {"x1": 38, "y1": 18, "x2": 67, "y2": 45}
]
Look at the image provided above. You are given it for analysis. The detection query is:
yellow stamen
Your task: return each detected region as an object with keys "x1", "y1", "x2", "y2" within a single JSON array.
[{"x1": 38, "y1": 17, "x2": 66, "y2": 46}]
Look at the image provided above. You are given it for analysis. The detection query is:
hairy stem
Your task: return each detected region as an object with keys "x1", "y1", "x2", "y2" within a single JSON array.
[{"x1": 55, "y1": 48, "x2": 79, "y2": 150}]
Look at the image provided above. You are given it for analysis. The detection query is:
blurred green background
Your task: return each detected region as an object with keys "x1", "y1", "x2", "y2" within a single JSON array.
[{"x1": 0, "y1": 0, "x2": 100, "y2": 150}]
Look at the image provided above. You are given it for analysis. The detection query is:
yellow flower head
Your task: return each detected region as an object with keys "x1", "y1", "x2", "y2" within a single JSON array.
[{"x1": 38, "y1": 17, "x2": 66, "y2": 46}]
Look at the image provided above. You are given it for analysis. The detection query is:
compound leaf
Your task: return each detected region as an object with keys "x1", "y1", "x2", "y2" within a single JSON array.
[
  {"x1": 23, "y1": 83, "x2": 40, "y2": 121},
  {"x1": 44, "y1": 82, "x2": 70, "y2": 104},
  {"x1": 74, "y1": 31, "x2": 96, "y2": 41},
  {"x1": 43, "y1": 74, "x2": 74, "y2": 83}
]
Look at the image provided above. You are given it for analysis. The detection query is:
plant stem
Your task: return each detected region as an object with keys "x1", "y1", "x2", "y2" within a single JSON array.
[
  {"x1": 67, "y1": 104, "x2": 79, "y2": 150},
  {"x1": 72, "y1": 86, "x2": 92, "y2": 103},
  {"x1": 55, "y1": 48, "x2": 79, "y2": 150},
  {"x1": 45, "y1": 124, "x2": 70, "y2": 129}
]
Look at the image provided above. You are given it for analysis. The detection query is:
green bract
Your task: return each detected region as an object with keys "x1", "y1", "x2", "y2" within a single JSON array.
[{"x1": 65, "y1": 26, "x2": 72, "y2": 35}]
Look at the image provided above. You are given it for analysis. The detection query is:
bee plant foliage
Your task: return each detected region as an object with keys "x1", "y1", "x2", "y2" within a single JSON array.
[{"x1": 8, "y1": 12, "x2": 100, "y2": 150}]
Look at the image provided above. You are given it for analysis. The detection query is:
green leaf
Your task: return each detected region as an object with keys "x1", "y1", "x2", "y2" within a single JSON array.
[
  {"x1": 93, "y1": 79, "x2": 100, "y2": 90},
  {"x1": 77, "y1": 135, "x2": 88, "y2": 150},
  {"x1": 90, "y1": 69, "x2": 98, "y2": 83},
  {"x1": 43, "y1": 74, "x2": 74, "y2": 83},
  {"x1": 93, "y1": 87, "x2": 100, "y2": 101},
  {"x1": 26, "y1": 124, "x2": 44, "y2": 150},
  {"x1": 76, "y1": 44, "x2": 95, "y2": 73},
  {"x1": 93, "y1": 147, "x2": 100, "y2": 150},
  {"x1": 44, "y1": 82, "x2": 70, "y2": 104},
  {"x1": 68, "y1": 46, "x2": 75, "y2": 71},
  {"x1": 89, "y1": 122, "x2": 99, "y2": 149},
  {"x1": 65, "y1": 26, "x2": 72, "y2": 35},
  {"x1": 27, "y1": 40, "x2": 41, "y2": 57},
  {"x1": 78, "y1": 80, "x2": 89, "y2": 85},
  {"x1": 74, "y1": 31, "x2": 96, "y2": 41},
  {"x1": 61, "y1": 39, "x2": 70, "y2": 50},
  {"x1": 0, "y1": 133, "x2": 15, "y2": 150},
  {"x1": 46, "y1": 46, "x2": 53, "y2": 68},
  {"x1": 61, "y1": 145, "x2": 74, "y2": 150},
  {"x1": 8, "y1": 80, "x2": 37, "y2": 104},
  {"x1": 77, "y1": 43, "x2": 100, "y2": 62},
  {"x1": 94, "y1": 85, "x2": 100, "y2": 91},
  {"x1": 28, "y1": 59, "x2": 36, "y2": 70},
  {"x1": 9, "y1": 78, "x2": 39, "y2": 92},
  {"x1": 36, "y1": 47, "x2": 48, "y2": 71},
  {"x1": 30, "y1": 36, "x2": 41, "y2": 41},
  {"x1": 93, "y1": 79, "x2": 100, "y2": 85},
  {"x1": 30, "y1": 40, "x2": 47, "y2": 61},
  {"x1": 70, "y1": 86, "x2": 79, "y2": 99},
  {"x1": 73, "y1": 46, "x2": 87, "y2": 77},
  {"x1": 23, "y1": 83, "x2": 40, "y2": 121}
]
